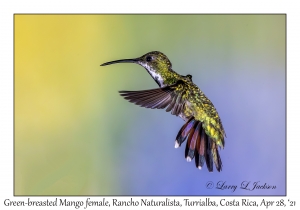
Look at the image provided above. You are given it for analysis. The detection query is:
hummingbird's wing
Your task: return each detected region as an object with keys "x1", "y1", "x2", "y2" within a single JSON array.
[
  {"x1": 119, "y1": 80, "x2": 187, "y2": 116},
  {"x1": 175, "y1": 116, "x2": 222, "y2": 172}
]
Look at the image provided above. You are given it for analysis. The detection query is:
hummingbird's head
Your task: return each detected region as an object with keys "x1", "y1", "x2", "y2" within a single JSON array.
[
  {"x1": 100, "y1": 51, "x2": 174, "y2": 87},
  {"x1": 137, "y1": 51, "x2": 172, "y2": 72}
]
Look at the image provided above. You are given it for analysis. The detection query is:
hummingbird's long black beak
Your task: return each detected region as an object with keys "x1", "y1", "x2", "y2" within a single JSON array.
[{"x1": 100, "y1": 58, "x2": 138, "y2": 66}]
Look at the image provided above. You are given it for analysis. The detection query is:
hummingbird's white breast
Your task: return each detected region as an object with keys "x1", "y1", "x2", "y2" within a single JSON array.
[{"x1": 141, "y1": 63, "x2": 165, "y2": 87}]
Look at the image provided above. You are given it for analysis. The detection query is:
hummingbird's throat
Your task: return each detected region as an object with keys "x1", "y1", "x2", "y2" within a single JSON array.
[{"x1": 142, "y1": 63, "x2": 165, "y2": 87}]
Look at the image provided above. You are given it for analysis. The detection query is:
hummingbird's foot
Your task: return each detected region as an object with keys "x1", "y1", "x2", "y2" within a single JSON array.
[{"x1": 198, "y1": 166, "x2": 202, "y2": 170}]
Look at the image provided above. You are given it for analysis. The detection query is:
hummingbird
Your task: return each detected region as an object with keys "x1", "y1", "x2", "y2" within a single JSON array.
[{"x1": 100, "y1": 51, "x2": 226, "y2": 172}]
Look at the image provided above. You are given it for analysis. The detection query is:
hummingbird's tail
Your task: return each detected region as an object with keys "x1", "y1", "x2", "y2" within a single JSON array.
[{"x1": 175, "y1": 117, "x2": 222, "y2": 172}]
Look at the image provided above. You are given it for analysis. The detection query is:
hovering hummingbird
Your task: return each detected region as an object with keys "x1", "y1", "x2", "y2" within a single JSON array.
[{"x1": 101, "y1": 51, "x2": 226, "y2": 172}]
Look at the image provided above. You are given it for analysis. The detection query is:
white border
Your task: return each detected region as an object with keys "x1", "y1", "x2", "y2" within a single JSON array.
[{"x1": 1, "y1": 0, "x2": 299, "y2": 209}]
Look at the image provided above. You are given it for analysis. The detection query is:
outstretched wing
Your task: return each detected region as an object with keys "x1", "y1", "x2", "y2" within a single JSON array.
[{"x1": 119, "y1": 80, "x2": 188, "y2": 116}]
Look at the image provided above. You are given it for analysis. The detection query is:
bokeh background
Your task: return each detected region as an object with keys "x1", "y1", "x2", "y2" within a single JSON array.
[{"x1": 15, "y1": 15, "x2": 285, "y2": 195}]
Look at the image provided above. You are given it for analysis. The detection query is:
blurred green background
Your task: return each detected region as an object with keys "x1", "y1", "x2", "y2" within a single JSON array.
[{"x1": 15, "y1": 15, "x2": 285, "y2": 195}]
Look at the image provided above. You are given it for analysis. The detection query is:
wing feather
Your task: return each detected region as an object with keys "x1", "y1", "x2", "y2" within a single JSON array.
[{"x1": 119, "y1": 80, "x2": 187, "y2": 115}]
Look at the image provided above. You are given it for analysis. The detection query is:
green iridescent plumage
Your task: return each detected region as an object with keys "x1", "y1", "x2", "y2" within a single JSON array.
[{"x1": 101, "y1": 51, "x2": 226, "y2": 172}]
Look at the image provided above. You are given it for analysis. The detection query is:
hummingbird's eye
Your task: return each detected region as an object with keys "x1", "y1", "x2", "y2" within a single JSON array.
[{"x1": 146, "y1": 56, "x2": 152, "y2": 62}]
